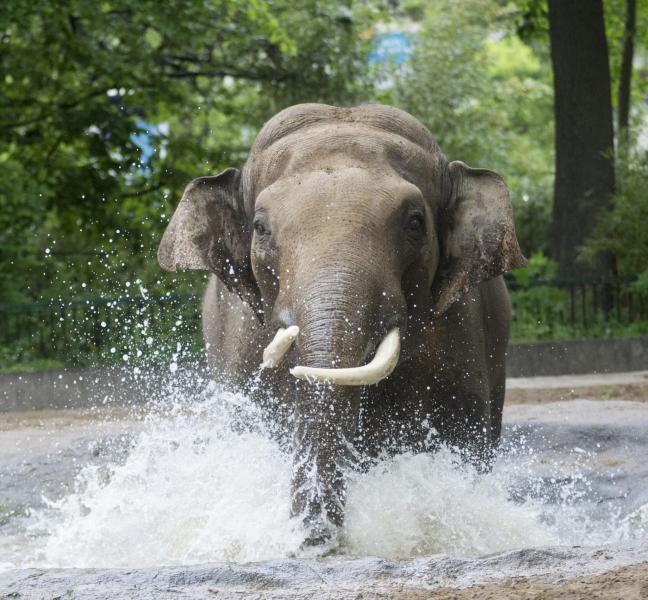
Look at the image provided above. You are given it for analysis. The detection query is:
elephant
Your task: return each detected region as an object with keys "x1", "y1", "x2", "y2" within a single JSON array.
[{"x1": 158, "y1": 103, "x2": 526, "y2": 547}]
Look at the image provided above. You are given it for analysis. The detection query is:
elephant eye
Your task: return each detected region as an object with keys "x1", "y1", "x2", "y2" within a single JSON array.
[
  {"x1": 254, "y1": 218, "x2": 270, "y2": 236},
  {"x1": 404, "y1": 212, "x2": 425, "y2": 237}
]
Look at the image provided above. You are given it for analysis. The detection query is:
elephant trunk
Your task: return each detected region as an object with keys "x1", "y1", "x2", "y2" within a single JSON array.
[
  {"x1": 285, "y1": 269, "x2": 402, "y2": 544},
  {"x1": 290, "y1": 382, "x2": 359, "y2": 543}
]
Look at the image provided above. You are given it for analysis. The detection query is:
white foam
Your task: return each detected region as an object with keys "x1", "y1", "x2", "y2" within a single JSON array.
[
  {"x1": 13, "y1": 390, "x2": 646, "y2": 569},
  {"x1": 344, "y1": 451, "x2": 556, "y2": 557},
  {"x1": 29, "y1": 390, "x2": 304, "y2": 568}
]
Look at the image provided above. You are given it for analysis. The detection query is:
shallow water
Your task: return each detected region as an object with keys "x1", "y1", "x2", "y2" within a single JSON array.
[{"x1": 1, "y1": 384, "x2": 648, "y2": 588}]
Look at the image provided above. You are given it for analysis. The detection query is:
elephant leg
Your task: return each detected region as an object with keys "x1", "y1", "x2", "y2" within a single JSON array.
[{"x1": 427, "y1": 376, "x2": 496, "y2": 468}]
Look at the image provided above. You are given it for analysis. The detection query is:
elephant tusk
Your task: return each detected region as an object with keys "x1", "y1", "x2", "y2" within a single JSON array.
[
  {"x1": 261, "y1": 326, "x2": 300, "y2": 368},
  {"x1": 290, "y1": 327, "x2": 400, "y2": 386}
]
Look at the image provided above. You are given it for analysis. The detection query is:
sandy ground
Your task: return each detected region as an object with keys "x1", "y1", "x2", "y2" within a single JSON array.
[
  {"x1": 0, "y1": 406, "x2": 134, "y2": 430},
  {"x1": 394, "y1": 562, "x2": 648, "y2": 599},
  {"x1": 506, "y1": 370, "x2": 648, "y2": 404}
]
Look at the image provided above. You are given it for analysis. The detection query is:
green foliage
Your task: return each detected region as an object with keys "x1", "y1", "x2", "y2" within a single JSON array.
[
  {"x1": 511, "y1": 313, "x2": 648, "y2": 343},
  {"x1": 507, "y1": 0, "x2": 549, "y2": 41},
  {"x1": 0, "y1": 0, "x2": 380, "y2": 304},
  {"x1": 633, "y1": 270, "x2": 648, "y2": 298},
  {"x1": 509, "y1": 252, "x2": 648, "y2": 342},
  {"x1": 510, "y1": 251, "x2": 557, "y2": 286},
  {"x1": 0, "y1": 293, "x2": 204, "y2": 371},
  {"x1": 604, "y1": 0, "x2": 648, "y2": 106},
  {"x1": 0, "y1": 151, "x2": 46, "y2": 302},
  {"x1": 509, "y1": 253, "x2": 568, "y2": 340}
]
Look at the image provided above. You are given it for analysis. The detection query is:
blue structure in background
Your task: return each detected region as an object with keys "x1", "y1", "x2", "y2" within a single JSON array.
[
  {"x1": 369, "y1": 31, "x2": 413, "y2": 65},
  {"x1": 131, "y1": 121, "x2": 161, "y2": 166}
]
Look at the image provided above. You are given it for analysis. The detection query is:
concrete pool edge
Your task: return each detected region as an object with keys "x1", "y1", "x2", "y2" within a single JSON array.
[
  {"x1": 2, "y1": 337, "x2": 648, "y2": 412},
  {"x1": 1, "y1": 544, "x2": 647, "y2": 599},
  {"x1": 2, "y1": 367, "x2": 647, "y2": 413}
]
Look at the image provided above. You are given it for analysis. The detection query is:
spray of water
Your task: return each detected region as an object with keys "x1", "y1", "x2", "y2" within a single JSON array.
[
  {"x1": 27, "y1": 387, "x2": 303, "y2": 567},
  {"x1": 13, "y1": 385, "x2": 647, "y2": 571},
  {"x1": 344, "y1": 451, "x2": 555, "y2": 557}
]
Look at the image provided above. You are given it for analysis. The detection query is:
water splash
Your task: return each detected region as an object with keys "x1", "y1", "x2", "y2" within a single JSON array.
[
  {"x1": 7, "y1": 391, "x2": 648, "y2": 570},
  {"x1": 344, "y1": 451, "x2": 555, "y2": 557},
  {"x1": 28, "y1": 389, "x2": 304, "y2": 567}
]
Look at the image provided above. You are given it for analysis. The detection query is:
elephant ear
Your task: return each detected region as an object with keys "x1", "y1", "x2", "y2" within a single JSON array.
[
  {"x1": 158, "y1": 168, "x2": 263, "y2": 318},
  {"x1": 431, "y1": 161, "x2": 527, "y2": 315}
]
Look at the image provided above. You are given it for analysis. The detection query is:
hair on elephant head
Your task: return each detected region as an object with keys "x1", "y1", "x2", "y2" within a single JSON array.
[{"x1": 158, "y1": 103, "x2": 526, "y2": 547}]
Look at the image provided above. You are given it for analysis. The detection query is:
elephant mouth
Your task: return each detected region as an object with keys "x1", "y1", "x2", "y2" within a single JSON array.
[{"x1": 261, "y1": 326, "x2": 401, "y2": 386}]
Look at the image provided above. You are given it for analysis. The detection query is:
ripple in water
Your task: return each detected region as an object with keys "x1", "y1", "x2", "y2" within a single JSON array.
[{"x1": 14, "y1": 388, "x2": 648, "y2": 569}]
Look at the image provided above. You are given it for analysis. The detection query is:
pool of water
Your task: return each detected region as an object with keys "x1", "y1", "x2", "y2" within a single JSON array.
[{"x1": 1, "y1": 386, "x2": 647, "y2": 594}]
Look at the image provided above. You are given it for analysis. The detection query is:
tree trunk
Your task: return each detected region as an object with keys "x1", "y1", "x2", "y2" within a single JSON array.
[
  {"x1": 617, "y1": 0, "x2": 636, "y2": 154},
  {"x1": 548, "y1": 0, "x2": 616, "y2": 277}
]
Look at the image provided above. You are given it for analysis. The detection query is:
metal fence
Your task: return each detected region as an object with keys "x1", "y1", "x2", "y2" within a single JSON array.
[
  {"x1": 1, "y1": 277, "x2": 646, "y2": 367},
  {"x1": 507, "y1": 275, "x2": 647, "y2": 330},
  {"x1": 0, "y1": 293, "x2": 202, "y2": 367}
]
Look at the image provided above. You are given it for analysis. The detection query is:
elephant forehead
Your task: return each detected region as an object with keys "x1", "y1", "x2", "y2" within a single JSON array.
[
  {"x1": 255, "y1": 167, "x2": 422, "y2": 215},
  {"x1": 246, "y1": 123, "x2": 445, "y2": 205}
]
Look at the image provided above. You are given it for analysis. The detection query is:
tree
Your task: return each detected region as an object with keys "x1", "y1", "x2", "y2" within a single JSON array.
[
  {"x1": 617, "y1": 0, "x2": 636, "y2": 154},
  {"x1": 0, "y1": 0, "x2": 379, "y2": 303},
  {"x1": 581, "y1": 0, "x2": 648, "y2": 286},
  {"x1": 547, "y1": 0, "x2": 616, "y2": 277}
]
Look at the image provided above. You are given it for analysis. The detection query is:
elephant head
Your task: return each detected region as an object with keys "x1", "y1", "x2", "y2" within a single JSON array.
[{"x1": 158, "y1": 104, "x2": 526, "y2": 544}]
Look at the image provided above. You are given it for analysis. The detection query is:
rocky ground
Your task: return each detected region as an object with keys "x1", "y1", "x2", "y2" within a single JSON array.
[{"x1": 2, "y1": 550, "x2": 647, "y2": 599}]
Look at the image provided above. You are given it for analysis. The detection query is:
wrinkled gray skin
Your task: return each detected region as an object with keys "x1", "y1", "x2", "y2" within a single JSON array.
[{"x1": 158, "y1": 104, "x2": 526, "y2": 546}]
